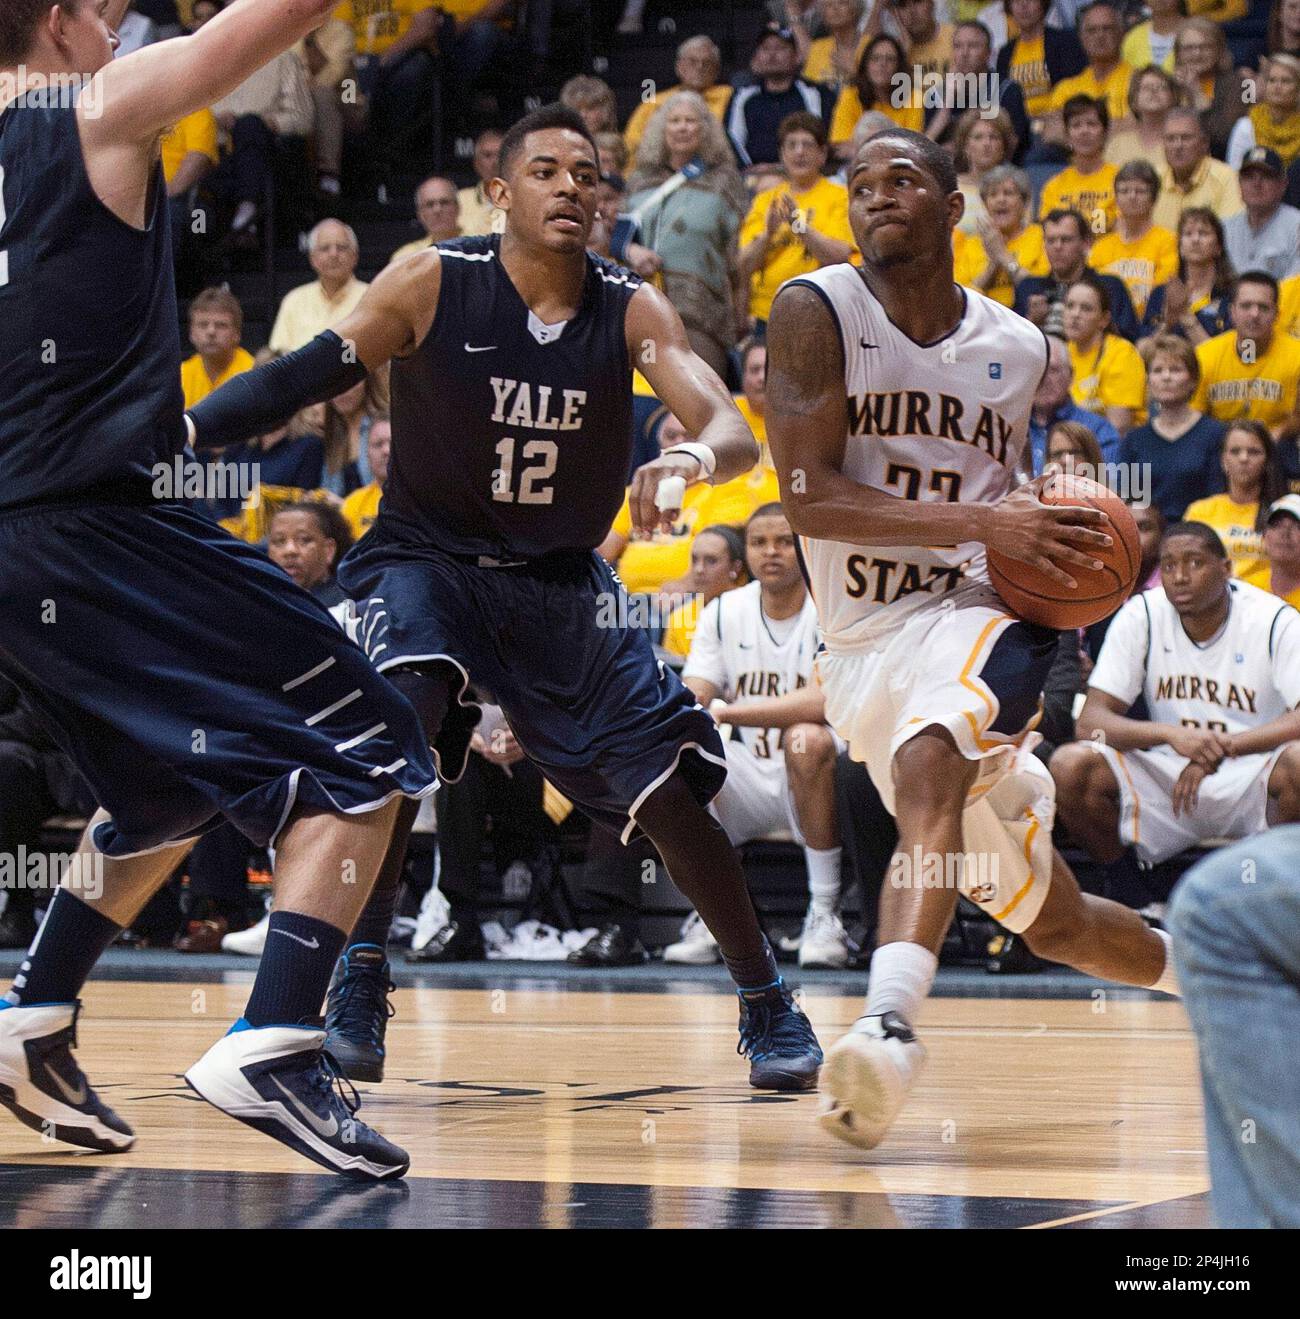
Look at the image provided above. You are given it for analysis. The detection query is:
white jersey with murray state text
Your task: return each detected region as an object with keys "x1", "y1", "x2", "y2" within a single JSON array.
[
  {"x1": 786, "y1": 265, "x2": 1048, "y2": 652},
  {"x1": 1088, "y1": 581, "x2": 1300, "y2": 735},
  {"x1": 682, "y1": 581, "x2": 821, "y2": 759}
]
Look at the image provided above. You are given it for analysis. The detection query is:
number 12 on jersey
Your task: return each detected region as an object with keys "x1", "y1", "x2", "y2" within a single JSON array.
[{"x1": 493, "y1": 436, "x2": 558, "y2": 505}]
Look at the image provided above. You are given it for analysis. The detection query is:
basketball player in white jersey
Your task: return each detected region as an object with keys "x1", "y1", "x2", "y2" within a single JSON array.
[
  {"x1": 669, "y1": 503, "x2": 849, "y2": 968},
  {"x1": 1051, "y1": 521, "x2": 1300, "y2": 865},
  {"x1": 765, "y1": 128, "x2": 1180, "y2": 1150}
]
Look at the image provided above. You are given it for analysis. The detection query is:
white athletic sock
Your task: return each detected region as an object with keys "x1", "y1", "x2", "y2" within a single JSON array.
[
  {"x1": 863, "y1": 941, "x2": 937, "y2": 1023},
  {"x1": 1149, "y1": 928, "x2": 1180, "y2": 997},
  {"x1": 804, "y1": 846, "x2": 842, "y2": 915}
]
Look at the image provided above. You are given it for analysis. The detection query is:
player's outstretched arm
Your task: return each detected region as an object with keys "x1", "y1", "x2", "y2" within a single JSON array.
[
  {"x1": 188, "y1": 252, "x2": 438, "y2": 449},
  {"x1": 625, "y1": 284, "x2": 758, "y2": 535},
  {"x1": 1076, "y1": 689, "x2": 1230, "y2": 767},
  {"x1": 86, "y1": 0, "x2": 336, "y2": 145},
  {"x1": 713, "y1": 686, "x2": 827, "y2": 730}
]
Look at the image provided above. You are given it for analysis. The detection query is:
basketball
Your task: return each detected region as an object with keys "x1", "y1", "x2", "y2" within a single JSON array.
[{"x1": 987, "y1": 475, "x2": 1141, "y2": 629}]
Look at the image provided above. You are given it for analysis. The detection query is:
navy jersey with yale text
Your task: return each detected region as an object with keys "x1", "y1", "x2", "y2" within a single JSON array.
[
  {"x1": 0, "y1": 101, "x2": 183, "y2": 510},
  {"x1": 382, "y1": 235, "x2": 642, "y2": 558}
]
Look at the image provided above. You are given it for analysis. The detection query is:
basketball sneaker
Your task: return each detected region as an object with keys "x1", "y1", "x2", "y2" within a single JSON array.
[
  {"x1": 323, "y1": 945, "x2": 394, "y2": 1083},
  {"x1": 0, "y1": 1001, "x2": 135, "y2": 1152},
  {"x1": 662, "y1": 911, "x2": 720, "y2": 965},
  {"x1": 798, "y1": 909, "x2": 850, "y2": 969},
  {"x1": 818, "y1": 1012, "x2": 927, "y2": 1149},
  {"x1": 185, "y1": 1019, "x2": 409, "y2": 1180},
  {"x1": 736, "y1": 980, "x2": 823, "y2": 1091}
]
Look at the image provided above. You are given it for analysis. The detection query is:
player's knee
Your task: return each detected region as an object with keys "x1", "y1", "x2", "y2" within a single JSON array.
[
  {"x1": 1270, "y1": 743, "x2": 1300, "y2": 806},
  {"x1": 783, "y1": 724, "x2": 835, "y2": 778},
  {"x1": 891, "y1": 731, "x2": 974, "y2": 813},
  {"x1": 1049, "y1": 741, "x2": 1099, "y2": 794}
]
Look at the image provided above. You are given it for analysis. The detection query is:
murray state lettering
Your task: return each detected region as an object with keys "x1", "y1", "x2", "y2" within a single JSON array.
[{"x1": 339, "y1": 235, "x2": 726, "y2": 840}]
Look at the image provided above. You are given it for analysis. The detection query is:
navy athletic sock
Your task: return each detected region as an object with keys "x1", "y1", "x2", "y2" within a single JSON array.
[
  {"x1": 722, "y1": 939, "x2": 780, "y2": 992},
  {"x1": 5, "y1": 889, "x2": 121, "y2": 1006},
  {"x1": 243, "y1": 911, "x2": 347, "y2": 1028}
]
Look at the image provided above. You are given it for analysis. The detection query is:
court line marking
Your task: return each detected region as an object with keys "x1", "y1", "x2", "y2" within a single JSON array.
[{"x1": 1023, "y1": 1195, "x2": 1197, "y2": 1229}]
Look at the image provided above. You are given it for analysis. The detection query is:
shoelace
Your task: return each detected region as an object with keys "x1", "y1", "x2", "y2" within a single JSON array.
[
  {"x1": 326, "y1": 964, "x2": 395, "y2": 1045},
  {"x1": 737, "y1": 998, "x2": 774, "y2": 1061},
  {"x1": 737, "y1": 991, "x2": 818, "y2": 1062},
  {"x1": 312, "y1": 1047, "x2": 363, "y2": 1119}
]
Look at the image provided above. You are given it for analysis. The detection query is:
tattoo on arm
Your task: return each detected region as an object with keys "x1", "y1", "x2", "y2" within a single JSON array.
[{"x1": 766, "y1": 285, "x2": 845, "y2": 421}]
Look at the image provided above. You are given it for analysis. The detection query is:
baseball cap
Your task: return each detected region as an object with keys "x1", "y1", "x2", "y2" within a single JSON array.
[
  {"x1": 754, "y1": 21, "x2": 798, "y2": 52},
  {"x1": 1240, "y1": 146, "x2": 1285, "y2": 177},
  {"x1": 1265, "y1": 493, "x2": 1300, "y2": 523}
]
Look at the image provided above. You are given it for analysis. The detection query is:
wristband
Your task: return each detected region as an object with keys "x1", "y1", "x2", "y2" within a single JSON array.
[{"x1": 662, "y1": 441, "x2": 717, "y2": 481}]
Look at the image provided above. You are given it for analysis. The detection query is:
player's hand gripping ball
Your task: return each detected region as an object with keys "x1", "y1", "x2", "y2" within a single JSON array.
[{"x1": 987, "y1": 474, "x2": 1140, "y2": 629}]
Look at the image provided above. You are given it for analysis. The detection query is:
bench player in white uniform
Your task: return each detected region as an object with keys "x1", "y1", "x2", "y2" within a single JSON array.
[
  {"x1": 667, "y1": 503, "x2": 850, "y2": 968},
  {"x1": 765, "y1": 128, "x2": 1180, "y2": 1150},
  {"x1": 1052, "y1": 521, "x2": 1300, "y2": 864}
]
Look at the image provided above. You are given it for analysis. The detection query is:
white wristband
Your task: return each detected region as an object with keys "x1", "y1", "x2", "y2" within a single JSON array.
[{"x1": 662, "y1": 441, "x2": 717, "y2": 481}]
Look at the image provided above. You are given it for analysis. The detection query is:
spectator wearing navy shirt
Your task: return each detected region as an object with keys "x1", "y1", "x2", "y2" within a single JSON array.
[
  {"x1": 1028, "y1": 332, "x2": 1122, "y2": 470},
  {"x1": 1122, "y1": 335, "x2": 1226, "y2": 521},
  {"x1": 727, "y1": 23, "x2": 832, "y2": 169}
]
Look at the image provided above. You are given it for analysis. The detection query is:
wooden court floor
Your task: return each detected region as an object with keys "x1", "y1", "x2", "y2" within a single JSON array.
[{"x1": 0, "y1": 979, "x2": 1209, "y2": 1228}]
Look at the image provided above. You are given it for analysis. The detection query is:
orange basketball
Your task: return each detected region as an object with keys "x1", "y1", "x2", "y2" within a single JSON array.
[{"x1": 987, "y1": 474, "x2": 1141, "y2": 629}]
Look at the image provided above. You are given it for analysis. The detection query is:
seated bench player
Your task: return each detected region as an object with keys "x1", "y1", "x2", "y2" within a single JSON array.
[{"x1": 1050, "y1": 521, "x2": 1300, "y2": 868}]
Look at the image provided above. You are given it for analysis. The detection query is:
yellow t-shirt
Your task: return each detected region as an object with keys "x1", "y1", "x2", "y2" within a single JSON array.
[
  {"x1": 662, "y1": 594, "x2": 702, "y2": 658},
  {"x1": 1039, "y1": 162, "x2": 1118, "y2": 234},
  {"x1": 609, "y1": 466, "x2": 780, "y2": 596},
  {"x1": 829, "y1": 86, "x2": 925, "y2": 145},
  {"x1": 388, "y1": 234, "x2": 436, "y2": 265},
  {"x1": 740, "y1": 177, "x2": 856, "y2": 322},
  {"x1": 1049, "y1": 64, "x2": 1133, "y2": 124},
  {"x1": 802, "y1": 33, "x2": 869, "y2": 86},
  {"x1": 735, "y1": 394, "x2": 767, "y2": 454},
  {"x1": 1192, "y1": 331, "x2": 1300, "y2": 429},
  {"x1": 1153, "y1": 158, "x2": 1243, "y2": 232},
  {"x1": 622, "y1": 83, "x2": 734, "y2": 155},
  {"x1": 1068, "y1": 334, "x2": 1147, "y2": 421},
  {"x1": 334, "y1": 0, "x2": 428, "y2": 57},
  {"x1": 160, "y1": 109, "x2": 219, "y2": 184},
  {"x1": 1007, "y1": 34, "x2": 1053, "y2": 116},
  {"x1": 1087, "y1": 226, "x2": 1178, "y2": 318},
  {"x1": 268, "y1": 277, "x2": 369, "y2": 354},
  {"x1": 1242, "y1": 563, "x2": 1300, "y2": 608},
  {"x1": 1105, "y1": 129, "x2": 1167, "y2": 175},
  {"x1": 1278, "y1": 274, "x2": 1300, "y2": 338},
  {"x1": 1185, "y1": 494, "x2": 1265, "y2": 578},
  {"x1": 953, "y1": 224, "x2": 1049, "y2": 306},
  {"x1": 341, "y1": 482, "x2": 383, "y2": 539},
  {"x1": 1120, "y1": 23, "x2": 1177, "y2": 73},
  {"x1": 180, "y1": 347, "x2": 255, "y2": 411},
  {"x1": 908, "y1": 24, "x2": 954, "y2": 80}
]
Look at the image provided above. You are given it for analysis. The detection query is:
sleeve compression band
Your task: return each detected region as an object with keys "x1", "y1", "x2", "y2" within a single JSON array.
[{"x1": 186, "y1": 330, "x2": 369, "y2": 449}]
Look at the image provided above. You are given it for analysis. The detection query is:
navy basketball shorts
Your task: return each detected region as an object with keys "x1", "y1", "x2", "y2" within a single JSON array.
[
  {"x1": 0, "y1": 501, "x2": 438, "y2": 857},
  {"x1": 338, "y1": 522, "x2": 727, "y2": 842}
]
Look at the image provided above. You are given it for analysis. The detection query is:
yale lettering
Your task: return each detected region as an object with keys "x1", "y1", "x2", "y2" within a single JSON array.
[{"x1": 489, "y1": 377, "x2": 587, "y2": 431}]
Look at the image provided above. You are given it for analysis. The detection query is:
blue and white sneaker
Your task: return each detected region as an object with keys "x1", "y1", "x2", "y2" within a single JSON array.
[
  {"x1": 0, "y1": 1001, "x2": 135, "y2": 1152},
  {"x1": 185, "y1": 1020, "x2": 409, "y2": 1181},
  {"x1": 736, "y1": 980, "x2": 823, "y2": 1091},
  {"x1": 323, "y1": 945, "x2": 394, "y2": 1083}
]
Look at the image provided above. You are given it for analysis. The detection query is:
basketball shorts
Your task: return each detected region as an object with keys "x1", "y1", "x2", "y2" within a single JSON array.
[
  {"x1": 338, "y1": 520, "x2": 726, "y2": 843},
  {"x1": 0, "y1": 501, "x2": 438, "y2": 857},
  {"x1": 1096, "y1": 743, "x2": 1287, "y2": 866},
  {"x1": 817, "y1": 584, "x2": 1059, "y2": 932}
]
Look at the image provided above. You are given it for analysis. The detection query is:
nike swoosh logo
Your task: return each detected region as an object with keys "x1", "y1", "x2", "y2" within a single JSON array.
[
  {"x1": 44, "y1": 1061, "x2": 87, "y2": 1107},
  {"x1": 271, "y1": 930, "x2": 320, "y2": 950},
  {"x1": 464, "y1": 343, "x2": 497, "y2": 353},
  {"x1": 271, "y1": 1074, "x2": 339, "y2": 1138}
]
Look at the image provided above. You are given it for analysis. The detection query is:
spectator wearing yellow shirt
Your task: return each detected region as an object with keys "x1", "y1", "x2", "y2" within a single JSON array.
[
  {"x1": 891, "y1": 0, "x2": 954, "y2": 79},
  {"x1": 1088, "y1": 160, "x2": 1177, "y2": 317},
  {"x1": 1120, "y1": 0, "x2": 1180, "y2": 73},
  {"x1": 1039, "y1": 95, "x2": 1119, "y2": 233},
  {"x1": 733, "y1": 338, "x2": 768, "y2": 460},
  {"x1": 957, "y1": 164, "x2": 1049, "y2": 306},
  {"x1": 739, "y1": 113, "x2": 856, "y2": 328},
  {"x1": 457, "y1": 129, "x2": 503, "y2": 236},
  {"x1": 661, "y1": 525, "x2": 748, "y2": 659},
  {"x1": 597, "y1": 413, "x2": 779, "y2": 597},
  {"x1": 1064, "y1": 272, "x2": 1147, "y2": 433},
  {"x1": 161, "y1": 106, "x2": 218, "y2": 266},
  {"x1": 1278, "y1": 269, "x2": 1300, "y2": 336},
  {"x1": 1186, "y1": 421, "x2": 1290, "y2": 578},
  {"x1": 1193, "y1": 273, "x2": 1300, "y2": 432},
  {"x1": 1043, "y1": 1, "x2": 1132, "y2": 138},
  {"x1": 995, "y1": 0, "x2": 1086, "y2": 119},
  {"x1": 1105, "y1": 64, "x2": 1178, "y2": 173},
  {"x1": 623, "y1": 36, "x2": 734, "y2": 158},
  {"x1": 268, "y1": 219, "x2": 369, "y2": 353},
  {"x1": 802, "y1": 0, "x2": 868, "y2": 88},
  {"x1": 180, "y1": 288, "x2": 255, "y2": 411},
  {"x1": 340, "y1": 418, "x2": 391, "y2": 541},
  {"x1": 830, "y1": 35, "x2": 925, "y2": 159},
  {"x1": 1154, "y1": 109, "x2": 1243, "y2": 232},
  {"x1": 388, "y1": 176, "x2": 460, "y2": 264},
  {"x1": 1242, "y1": 495, "x2": 1300, "y2": 607}
]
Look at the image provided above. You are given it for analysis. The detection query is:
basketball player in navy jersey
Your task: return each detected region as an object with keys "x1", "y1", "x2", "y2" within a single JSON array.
[
  {"x1": 765, "y1": 128, "x2": 1182, "y2": 1150},
  {"x1": 189, "y1": 103, "x2": 824, "y2": 1090},
  {"x1": 0, "y1": 0, "x2": 443, "y2": 1180}
]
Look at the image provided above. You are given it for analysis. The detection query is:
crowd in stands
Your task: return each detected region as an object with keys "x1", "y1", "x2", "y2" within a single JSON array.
[{"x1": 10, "y1": 0, "x2": 1300, "y2": 968}]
